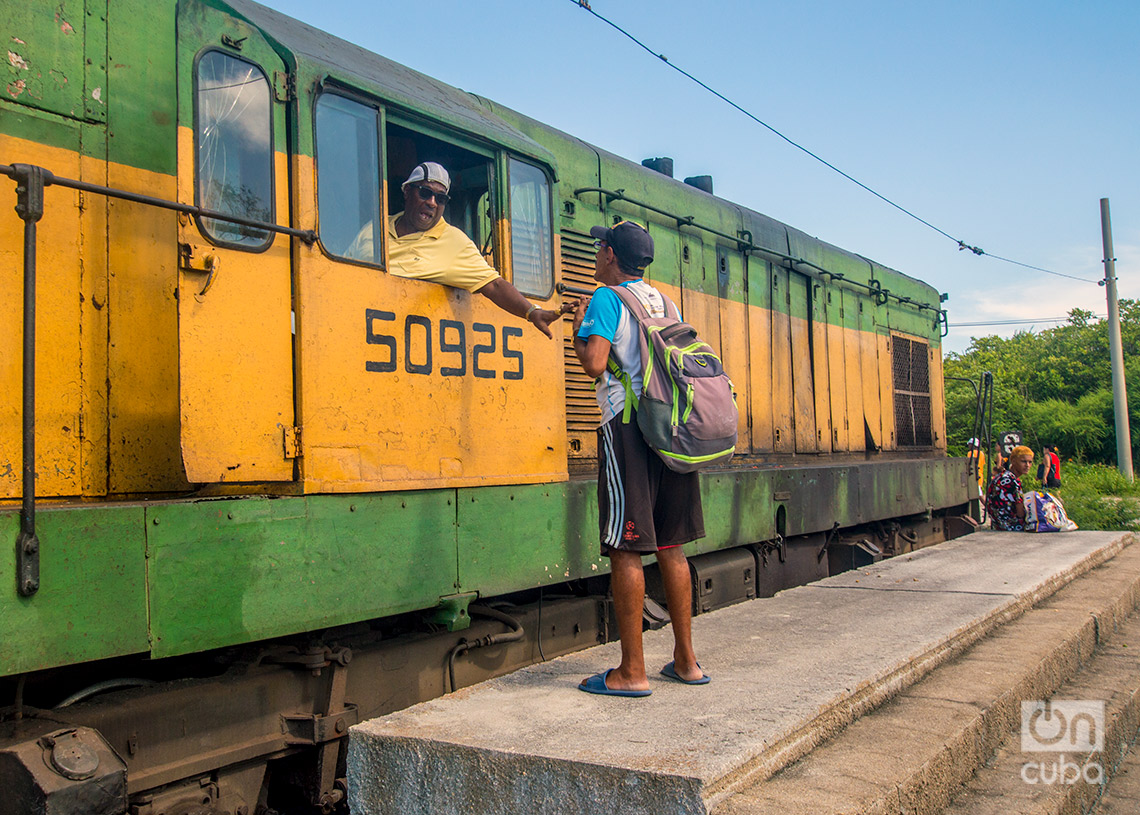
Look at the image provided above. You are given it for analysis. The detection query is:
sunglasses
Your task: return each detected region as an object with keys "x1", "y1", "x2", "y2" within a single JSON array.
[
  {"x1": 592, "y1": 239, "x2": 608, "y2": 250},
  {"x1": 412, "y1": 185, "x2": 450, "y2": 206}
]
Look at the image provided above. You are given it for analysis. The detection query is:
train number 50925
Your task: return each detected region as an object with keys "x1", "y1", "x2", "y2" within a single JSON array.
[{"x1": 365, "y1": 309, "x2": 524, "y2": 380}]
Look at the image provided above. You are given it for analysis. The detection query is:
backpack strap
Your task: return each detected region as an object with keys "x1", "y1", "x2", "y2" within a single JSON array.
[
  {"x1": 605, "y1": 357, "x2": 638, "y2": 423},
  {"x1": 607, "y1": 283, "x2": 678, "y2": 322},
  {"x1": 604, "y1": 284, "x2": 674, "y2": 423}
]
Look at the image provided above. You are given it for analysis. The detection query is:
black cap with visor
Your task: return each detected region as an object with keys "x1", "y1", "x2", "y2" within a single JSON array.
[{"x1": 590, "y1": 221, "x2": 654, "y2": 273}]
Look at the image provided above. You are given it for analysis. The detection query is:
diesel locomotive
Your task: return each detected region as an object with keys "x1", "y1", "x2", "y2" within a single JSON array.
[{"x1": 0, "y1": 0, "x2": 972, "y2": 812}]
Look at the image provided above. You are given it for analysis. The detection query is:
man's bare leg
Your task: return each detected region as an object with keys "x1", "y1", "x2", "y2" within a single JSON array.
[
  {"x1": 657, "y1": 546, "x2": 703, "y2": 682},
  {"x1": 583, "y1": 549, "x2": 650, "y2": 692}
]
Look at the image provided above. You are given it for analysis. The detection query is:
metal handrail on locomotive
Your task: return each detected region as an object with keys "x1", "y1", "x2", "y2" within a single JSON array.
[{"x1": 0, "y1": 0, "x2": 973, "y2": 812}]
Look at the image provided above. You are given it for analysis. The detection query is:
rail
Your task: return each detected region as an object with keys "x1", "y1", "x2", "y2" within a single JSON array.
[
  {"x1": 573, "y1": 186, "x2": 949, "y2": 332},
  {"x1": 1, "y1": 162, "x2": 316, "y2": 597}
]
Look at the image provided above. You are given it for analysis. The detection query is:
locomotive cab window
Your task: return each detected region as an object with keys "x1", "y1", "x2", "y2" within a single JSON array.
[
  {"x1": 385, "y1": 122, "x2": 495, "y2": 268},
  {"x1": 316, "y1": 93, "x2": 383, "y2": 264},
  {"x1": 509, "y1": 158, "x2": 554, "y2": 297},
  {"x1": 195, "y1": 50, "x2": 274, "y2": 247}
]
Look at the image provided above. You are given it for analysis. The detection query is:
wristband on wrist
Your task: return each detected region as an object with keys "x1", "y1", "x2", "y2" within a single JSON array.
[{"x1": 525, "y1": 304, "x2": 540, "y2": 320}]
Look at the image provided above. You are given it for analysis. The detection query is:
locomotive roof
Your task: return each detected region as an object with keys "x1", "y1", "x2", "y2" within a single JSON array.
[{"x1": 222, "y1": 0, "x2": 557, "y2": 172}]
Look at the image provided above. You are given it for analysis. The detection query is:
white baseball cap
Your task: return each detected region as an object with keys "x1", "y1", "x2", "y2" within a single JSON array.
[{"x1": 402, "y1": 162, "x2": 451, "y2": 193}]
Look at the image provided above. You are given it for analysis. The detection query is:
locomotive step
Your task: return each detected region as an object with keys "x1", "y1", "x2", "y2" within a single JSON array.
[{"x1": 348, "y1": 531, "x2": 1137, "y2": 815}]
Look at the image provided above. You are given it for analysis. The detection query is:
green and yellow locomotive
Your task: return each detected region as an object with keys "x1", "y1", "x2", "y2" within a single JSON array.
[{"x1": 0, "y1": 0, "x2": 969, "y2": 811}]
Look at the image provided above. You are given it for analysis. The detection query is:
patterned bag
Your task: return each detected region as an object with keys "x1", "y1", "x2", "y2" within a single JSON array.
[
  {"x1": 1023, "y1": 491, "x2": 1079, "y2": 532},
  {"x1": 606, "y1": 285, "x2": 738, "y2": 473}
]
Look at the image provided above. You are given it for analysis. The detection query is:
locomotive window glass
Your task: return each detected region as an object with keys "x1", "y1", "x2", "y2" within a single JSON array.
[
  {"x1": 384, "y1": 121, "x2": 496, "y2": 269},
  {"x1": 195, "y1": 51, "x2": 274, "y2": 247},
  {"x1": 316, "y1": 93, "x2": 383, "y2": 264},
  {"x1": 509, "y1": 158, "x2": 553, "y2": 297}
]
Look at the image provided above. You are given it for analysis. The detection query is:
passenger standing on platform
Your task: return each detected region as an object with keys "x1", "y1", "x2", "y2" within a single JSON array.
[
  {"x1": 986, "y1": 445, "x2": 1034, "y2": 531},
  {"x1": 1037, "y1": 445, "x2": 1054, "y2": 484},
  {"x1": 1048, "y1": 446, "x2": 1063, "y2": 487},
  {"x1": 991, "y1": 441, "x2": 1008, "y2": 479},
  {"x1": 572, "y1": 221, "x2": 708, "y2": 697},
  {"x1": 966, "y1": 438, "x2": 986, "y2": 494}
]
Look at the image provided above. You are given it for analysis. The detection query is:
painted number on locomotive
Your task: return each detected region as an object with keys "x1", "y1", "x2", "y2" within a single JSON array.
[{"x1": 365, "y1": 309, "x2": 524, "y2": 379}]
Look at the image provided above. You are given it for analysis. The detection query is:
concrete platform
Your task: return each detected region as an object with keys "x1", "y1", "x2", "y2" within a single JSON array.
[
  {"x1": 349, "y1": 531, "x2": 1135, "y2": 815},
  {"x1": 716, "y1": 535, "x2": 1140, "y2": 814}
]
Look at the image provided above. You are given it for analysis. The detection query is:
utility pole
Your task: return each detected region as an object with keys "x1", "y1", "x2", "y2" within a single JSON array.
[{"x1": 1100, "y1": 197, "x2": 1133, "y2": 481}]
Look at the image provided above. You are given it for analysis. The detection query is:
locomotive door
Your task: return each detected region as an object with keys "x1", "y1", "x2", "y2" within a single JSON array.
[
  {"x1": 679, "y1": 235, "x2": 721, "y2": 354},
  {"x1": 769, "y1": 267, "x2": 794, "y2": 453},
  {"x1": 174, "y1": 1, "x2": 294, "y2": 483},
  {"x1": 745, "y1": 257, "x2": 773, "y2": 452},
  {"x1": 788, "y1": 271, "x2": 818, "y2": 453},
  {"x1": 715, "y1": 246, "x2": 750, "y2": 452}
]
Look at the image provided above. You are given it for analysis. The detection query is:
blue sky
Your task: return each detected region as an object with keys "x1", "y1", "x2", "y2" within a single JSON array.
[{"x1": 266, "y1": 0, "x2": 1138, "y2": 354}]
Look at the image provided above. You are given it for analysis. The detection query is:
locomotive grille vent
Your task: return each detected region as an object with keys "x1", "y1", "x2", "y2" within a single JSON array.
[
  {"x1": 892, "y1": 336, "x2": 932, "y2": 447},
  {"x1": 562, "y1": 228, "x2": 602, "y2": 458}
]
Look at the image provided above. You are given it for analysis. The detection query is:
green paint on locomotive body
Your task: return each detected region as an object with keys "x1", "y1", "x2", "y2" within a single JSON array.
[
  {"x1": 145, "y1": 491, "x2": 459, "y2": 658},
  {"x1": 0, "y1": 505, "x2": 148, "y2": 677},
  {"x1": 0, "y1": 0, "x2": 105, "y2": 126},
  {"x1": 108, "y1": 0, "x2": 177, "y2": 174},
  {"x1": 0, "y1": 105, "x2": 83, "y2": 155},
  {"x1": 0, "y1": 0, "x2": 176, "y2": 172},
  {"x1": 1, "y1": 458, "x2": 967, "y2": 675}
]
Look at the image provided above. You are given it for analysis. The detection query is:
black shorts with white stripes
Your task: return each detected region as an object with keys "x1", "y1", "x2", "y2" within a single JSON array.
[{"x1": 597, "y1": 412, "x2": 705, "y2": 556}]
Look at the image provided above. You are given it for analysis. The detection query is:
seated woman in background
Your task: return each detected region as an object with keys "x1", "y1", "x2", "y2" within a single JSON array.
[{"x1": 986, "y1": 445, "x2": 1034, "y2": 531}]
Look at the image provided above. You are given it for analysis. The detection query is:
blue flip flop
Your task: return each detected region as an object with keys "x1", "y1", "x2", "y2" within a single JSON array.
[
  {"x1": 660, "y1": 661, "x2": 711, "y2": 685},
  {"x1": 578, "y1": 669, "x2": 652, "y2": 697}
]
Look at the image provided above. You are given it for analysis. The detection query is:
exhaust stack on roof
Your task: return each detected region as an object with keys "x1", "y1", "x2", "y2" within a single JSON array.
[
  {"x1": 684, "y1": 175, "x2": 713, "y2": 194},
  {"x1": 641, "y1": 157, "x2": 674, "y2": 178}
]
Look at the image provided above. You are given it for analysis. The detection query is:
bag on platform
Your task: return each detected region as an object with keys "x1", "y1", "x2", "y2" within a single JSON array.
[{"x1": 1023, "y1": 490, "x2": 1078, "y2": 533}]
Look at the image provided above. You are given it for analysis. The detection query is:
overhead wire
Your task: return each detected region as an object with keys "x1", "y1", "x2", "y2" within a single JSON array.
[
  {"x1": 978, "y1": 252, "x2": 1095, "y2": 282},
  {"x1": 952, "y1": 315, "x2": 1106, "y2": 328},
  {"x1": 570, "y1": 1, "x2": 1099, "y2": 285}
]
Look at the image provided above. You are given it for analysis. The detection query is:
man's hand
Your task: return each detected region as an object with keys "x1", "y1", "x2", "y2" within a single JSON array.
[
  {"x1": 571, "y1": 296, "x2": 609, "y2": 379},
  {"x1": 479, "y1": 278, "x2": 576, "y2": 339},
  {"x1": 571, "y1": 295, "x2": 590, "y2": 334},
  {"x1": 525, "y1": 300, "x2": 576, "y2": 339}
]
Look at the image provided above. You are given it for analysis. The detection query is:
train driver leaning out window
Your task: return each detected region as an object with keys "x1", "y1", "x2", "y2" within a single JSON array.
[{"x1": 345, "y1": 162, "x2": 570, "y2": 338}]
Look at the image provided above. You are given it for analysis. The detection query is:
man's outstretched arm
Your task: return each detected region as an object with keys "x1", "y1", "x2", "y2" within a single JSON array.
[{"x1": 478, "y1": 277, "x2": 568, "y2": 339}]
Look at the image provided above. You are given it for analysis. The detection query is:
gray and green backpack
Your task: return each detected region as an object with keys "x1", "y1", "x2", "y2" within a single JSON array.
[{"x1": 606, "y1": 285, "x2": 738, "y2": 473}]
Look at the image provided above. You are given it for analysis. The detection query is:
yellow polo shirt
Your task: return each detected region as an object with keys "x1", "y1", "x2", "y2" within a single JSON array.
[{"x1": 385, "y1": 213, "x2": 500, "y2": 293}]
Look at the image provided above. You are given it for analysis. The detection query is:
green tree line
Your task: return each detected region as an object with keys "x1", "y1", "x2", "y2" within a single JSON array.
[{"x1": 944, "y1": 299, "x2": 1140, "y2": 465}]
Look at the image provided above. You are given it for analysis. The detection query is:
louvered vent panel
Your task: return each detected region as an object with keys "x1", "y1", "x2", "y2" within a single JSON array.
[
  {"x1": 892, "y1": 336, "x2": 933, "y2": 447},
  {"x1": 562, "y1": 228, "x2": 601, "y2": 460}
]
